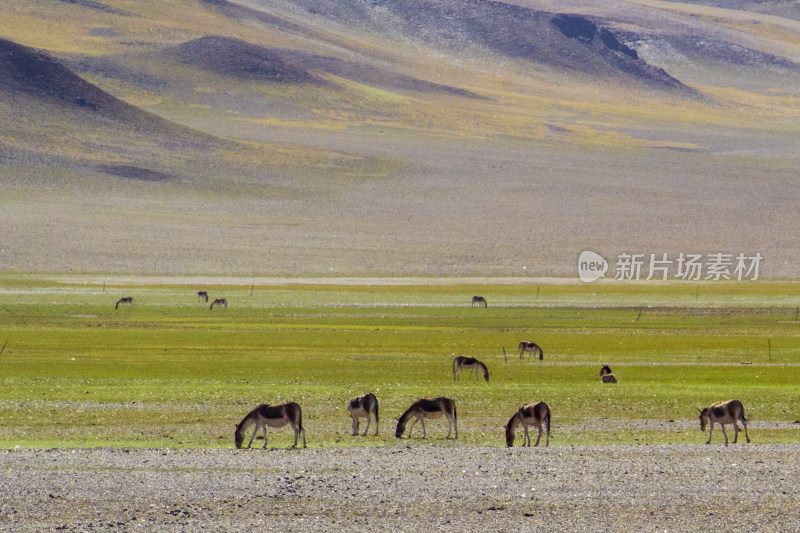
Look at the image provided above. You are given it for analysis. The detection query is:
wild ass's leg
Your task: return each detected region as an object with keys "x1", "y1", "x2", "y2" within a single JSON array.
[
  {"x1": 522, "y1": 426, "x2": 530, "y2": 447},
  {"x1": 706, "y1": 420, "x2": 714, "y2": 444},
  {"x1": 290, "y1": 422, "x2": 299, "y2": 449},
  {"x1": 351, "y1": 414, "x2": 359, "y2": 436},
  {"x1": 261, "y1": 424, "x2": 268, "y2": 449},
  {"x1": 447, "y1": 412, "x2": 458, "y2": 439},
  {"x1": 741, "y1": 415, "x2": 751, "y2": 443},
  {"x1": 720, "y1": 423, "x2": 729, "y2": 445},
  {"x1": 732, "y1": 422, "x2": 740, "y2": 444},
  {"x1": 407, "y1": 417, "x2": 418, "y2": 437},
  {"x1": 534, "y1": 425, "x2": 543, "y2": 447},
  {"x1": 420, "y1": 416, "x2": 427, "y2": 438},
  {"x1": 247, "y1": 421, "x2": 260, "y2": 449},
  {"x1": 363, "y1": 415, "x2": 370, "y2": 436}
]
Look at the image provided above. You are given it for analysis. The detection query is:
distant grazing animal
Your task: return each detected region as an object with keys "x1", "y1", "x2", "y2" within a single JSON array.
[
  {"x1": 234, "y1": 402, "x2": 306, "y2": 449},
  {"x1": 115, "y1": 297, "x2": 134, "y2": 309},
  {"x1": 452, "y1": 356, "x2": 489, "y2": 382},
  {"x1": 699, "y1": 399, "x2": 750, "y2": 445},
  {"x1": 518, "y1": 341, "x2": 543, "y2": 360},
  {"x1": 210, "y1": 298, "x2": 227, "y2": 310},
  {"x1": 471, "y1": 296, "x2": 488, "y2": 307},
  {"x1": 348, "y1": 393, "x2": 379, "y2": 436},
  {"x1": 197, "y1": 291, "x2": 209, "y2": 303},
  {"x1": 395, "y1": 397, "x2": 457, "y2": 439},
  {"x1": 506, "y1": 401, "x2": 551, "y2": 447},
  {"x1": 600, "y1": 365, "x2": 617, "y2": 383}
]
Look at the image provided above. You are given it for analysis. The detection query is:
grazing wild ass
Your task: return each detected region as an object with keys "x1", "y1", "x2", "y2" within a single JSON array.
[
  {"x1": 197, "y1": 291, "x2": 209, "y2": 303},
  {"x1": 518, "y1": 341, "x2": 543, "y2": 360},
  {"x1": 600, "y1": 365, "x2": 617, "y2": 383},
  {"x1": 452, "y1": 356, "x2": 489, "y2": 382},
  {"x1": 348, "y1": 393, "x2": 379, "y2": 436},
  {"x1": 471, "y1": 296, "x2": 488, "y2": 307},
  {"x1": 505, "y1": 402, "x2": 551, "y2": 447},
  {"x1": 395, "y1": 397, "x2": 458, "y2": 439},
  {"x1": 210, "y1": 298, "x2": 227, "y2": 310},
  {"x1": 699, "y1": 399, "x2": 750, "y2": 445},
  {"x1": 235, "y1": 402, "x2": 306, "y2": 449},
  {"x1": 114, "y1": 297, "x2": 134, "y2": 309}
]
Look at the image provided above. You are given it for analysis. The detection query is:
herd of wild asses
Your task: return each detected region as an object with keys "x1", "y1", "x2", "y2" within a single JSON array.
[{"x1": 118, "y1": 292, "x2": 753, "y2": 449}]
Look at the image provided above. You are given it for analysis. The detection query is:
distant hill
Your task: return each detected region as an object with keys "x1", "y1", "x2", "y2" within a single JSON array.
[
  {"x1": 0, "y1": 38, "x2": 188, "y2": 134},
  {"x1": 169, "y1": 36, "x2": 322, "y2": 85},
  {"x1": 265, "y1": 0, "x2": 693, "y2": 94},
  {"x1": 169, "y1": 35, "x2": 486, "y2": 98}
]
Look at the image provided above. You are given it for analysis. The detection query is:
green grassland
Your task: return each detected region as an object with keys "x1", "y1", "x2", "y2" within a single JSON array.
[{"x1": 1, "y1": 277, "x2": 799, "y2": 449}]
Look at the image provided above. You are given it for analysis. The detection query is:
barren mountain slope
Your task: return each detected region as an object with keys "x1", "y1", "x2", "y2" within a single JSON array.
[{"x1": 0, "y1": 0, "x2": 798, "y2": 276}]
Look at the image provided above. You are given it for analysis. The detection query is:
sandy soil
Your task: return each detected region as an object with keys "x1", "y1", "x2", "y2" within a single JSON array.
[{"x1": 2, "y1": 444, "x2": 799, "y2": 532}]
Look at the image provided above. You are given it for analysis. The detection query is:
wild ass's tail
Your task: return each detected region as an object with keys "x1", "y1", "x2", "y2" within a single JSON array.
[
  {"x1": 545, "y1": 409, "x2": 551, "y2": 437},
  {"x1": 297, "y1": 405, "x2": 304, "y2": 432}
]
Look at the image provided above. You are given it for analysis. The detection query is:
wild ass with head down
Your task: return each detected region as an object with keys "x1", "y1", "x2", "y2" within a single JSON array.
[
  {"x1": 505, "y1": 401, "x2": 551, "y2": 447},
  {"x1": 115, "y1": 297, "x2": 134, "y2": 309},
  {"x1": 471, "y1": 296, "x2": 488, "y2": 307},
  {"x1": 210, "y1": 298, "x2": 227, "y2": 310},
  {"x1": 395, "y1": 397, "x2": 457, "y2": 439},
  {"x1": 452, "y1": 356, "x2": 489, "y2": 382},
  {"x1": 348, "y1": 393, "x2": 379, "y2": 436},
  {"x1": 234, "y1": 402, "x2": 306, "y2": 449},
  {"x1": 518, "y1": 341, "x2": 543, "y2": 360},
  {"x1": 698, "y1": 399, "x2": 750, "y2": 445}
]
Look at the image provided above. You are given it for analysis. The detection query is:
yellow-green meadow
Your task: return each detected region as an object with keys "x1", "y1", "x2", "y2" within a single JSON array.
[{"x1": 1, "y1": 276, "x2": 798, "y2": 449}]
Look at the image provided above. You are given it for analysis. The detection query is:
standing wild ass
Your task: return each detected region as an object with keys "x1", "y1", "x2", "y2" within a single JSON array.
[
  {"x1": 518, "y1": 341, "x2": 543, "y2": 360},
  {"x1": 115, "y1": 297, "x2": 134, "y2": 309},
  {"x1": 505, "y1": 401, "x2": 551, "y2": 447},
  {"x1": 348, "y1": 393, "x2": 379, "y2": 436},
  {"x1": 395, "y1": 397, "x2": 458, "y2": 439},
  {"x1": 234, "y1": 402, "x2": 306, "y2": 449},
  {"x1": 452, "y1": 356, "x2": 489, "y2": 382},
  {"x1": 699, "y1": 399, "x2": 750, "y2": 445},
  {"x1": 471, "y1": 296, "x2": 488, "y2": 307}
]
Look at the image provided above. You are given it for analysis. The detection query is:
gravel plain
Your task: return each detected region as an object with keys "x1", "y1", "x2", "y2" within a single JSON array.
[{"x1": 2, "y1": 444, "x2": 799, "y2": 532}]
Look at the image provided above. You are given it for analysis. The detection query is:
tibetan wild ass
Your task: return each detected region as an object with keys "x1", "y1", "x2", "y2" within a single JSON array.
[
  {"x1": 395, "y1": 397, "x2": 457, "y2": 439},
  {"x1": 115, "y1": 297, "x2": 134, "y2": 309},
  {"x1": 506, "y1": 402, "x2": 551, "y2": 447},
  {"x1": 600, "y1": 365, "x2": 617, "y2": 383},
  {"x1": 210, "y1": 298, "x2": 227, "y2": 310},
  {"x1": 452, "y1": 356, "x2": 489, "y2": 382},
  {"x1": 699, "y1": 399, "x2": 751, "y2": 445},
  {"x1": 471, "y1": 296, "x2": 488, "y2": 307},
  {"x1": 519, "y1": 341, "x2": 543, "y2": 360},
  {"x1": 348, "y1": 393, "x2": 379, "y2": 436},
  {"x1": 197, "y1": 291, "x2": 209, "y2": 303},
  {"x1": 235, "y1": 402, "x2": 306, "y2": 449}
]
